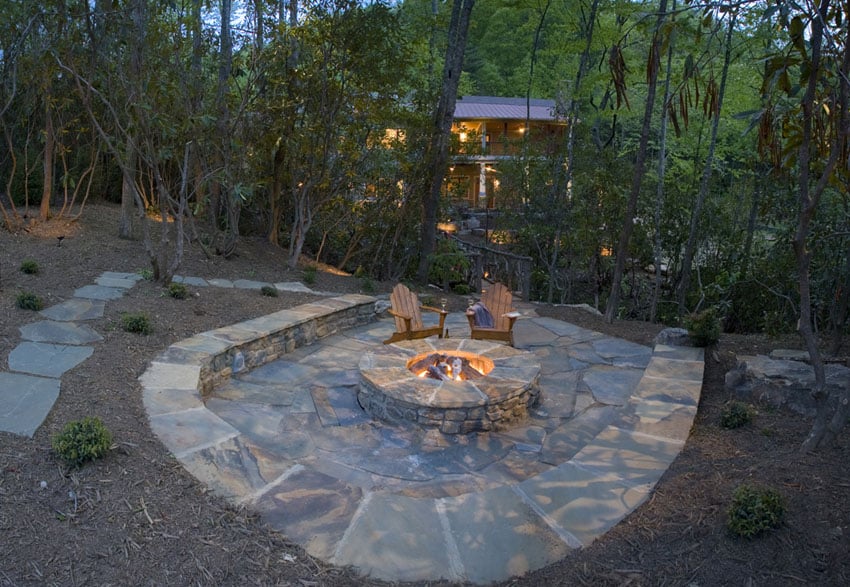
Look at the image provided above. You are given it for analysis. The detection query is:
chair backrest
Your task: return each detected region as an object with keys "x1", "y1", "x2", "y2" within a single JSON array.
[
  {"x1": 481, "y1": 282, "x2": 513, "y2": 331},
  {"x1": 390, "y1": 283, "x2": 423, "y2": 331}
]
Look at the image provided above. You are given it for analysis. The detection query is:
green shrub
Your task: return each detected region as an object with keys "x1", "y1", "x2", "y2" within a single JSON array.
[
  {"x1": 427, "y1": 239, "x2": 470, "y2": 289},
  {"x1": 684, "y1": 307, "x2": 722, "y2": 346},
  {"x1": 260, "y1": 285, "x2": 279, "y2": 297},
  {"x1": 727, "y1": 484, "x2": 785, "y2": 538},
  {"x1": 121, "y1": 312, "x2": 152, "y2": 335},
  {"x1": 167, "y1": 282, "x2": 189, "y2": 299},
  {"x1": 720, "y1": 401, "x2": 755, "y2": 429},
  {"x1": 359, "y1": 276, "x2": 375, "y2": 294},
  {"x1": 16, "y1": 291, "x2": 44, "y2": 311},
  {"x1": 19, "y1": 259, "x2": 40, "y2": 274},
  {"x1": 302, "y1": 264, "x2": 318, "y2": 285},
  {"x1": 137, "y1": 268, "x2": 154, "y2": 281},
  {"x1": 452, "y1": 283, "x2": 471, "y2": 295},
  {"x1": 52, "y1": 417, "x2": 113, "y2": 468}
]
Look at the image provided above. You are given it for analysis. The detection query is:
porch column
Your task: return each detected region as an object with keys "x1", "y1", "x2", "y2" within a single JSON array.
[{"x1": 478, "y1": 162, "x2": 487, "y2": 207}]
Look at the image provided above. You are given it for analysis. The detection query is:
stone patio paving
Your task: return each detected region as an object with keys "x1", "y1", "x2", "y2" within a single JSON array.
[{"x1": 144, "y1": 309, "x2": 704, "y2": 584}]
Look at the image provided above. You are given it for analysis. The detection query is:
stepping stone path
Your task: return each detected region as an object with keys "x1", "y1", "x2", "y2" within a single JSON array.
[
  {"x1": 0, "y1": 272, "x2": 327, "y2": 438},
  {"x1": 1, "y1": 272, "x2": 142, "y2": 437}
]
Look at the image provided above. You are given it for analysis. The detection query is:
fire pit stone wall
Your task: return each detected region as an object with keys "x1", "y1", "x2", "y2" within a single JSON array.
[{"x1": 358, "y1": 339, "x2": 541, "y2": 434}]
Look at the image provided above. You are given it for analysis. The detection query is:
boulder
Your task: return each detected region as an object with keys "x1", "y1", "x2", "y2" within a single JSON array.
[
  {"x1": 725, "y1": 354, "x2": 850, "y2": 417},
  {"x1": 654, "y1": 327, "x2": 692, "y2": 347}
]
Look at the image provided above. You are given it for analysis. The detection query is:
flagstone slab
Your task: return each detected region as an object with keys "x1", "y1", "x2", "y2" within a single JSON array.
[
  {"x1": 19, "y1": 320, "x2": 103, "y2": 344},
  {"x1": 0, "y1": 372, "x2": 61, "y2": 437},
  {"x1": 582, "y1": 365, "x2": 644, "y2": 406},
  {"x1": 643, "y1": 356, "x2": 705, "y2": 382},
  {"x1": 232, "y1": 279, "x2": 271, "y2": 290},
  {"x1": 8, "y1": 341, "x2": 93, "y2": 378},
  {"x1": 570, "y1": 425, "x2": 685, "y2": 489},
  {"x1": 207, "y1": 278, "x2": 234, "y2": 288},
  {"x1": 179, "y1": 435, "x2": 295, "y2": 500},
  {"x1": 253, "y1": 466, "x2": 363, "y2": 561},
  {"x1": 95, "y1": 275, "x2": 139, "y2": 289},
  {"x1": 73, "y1": 284, "x2": 126, "y2": 300},
  {"x1": 149, "y1": 407, "x2": 240, "y2": 458},
  {"x1": 40, "y1": 298, "x2": 106, "y2": 321},
  {"x1": 274, "y1": 281, "x2": 315, "y2": 293},
  {"x1": 441, "y1": 485, "x2": 575, "y2": 583},
  {"x1": 529, "y1": 317, "x2": 601, "y2": 340},
  {"x1": 172, "y1": 275, "x2": 210, "y2": 287},
  {"x1": 99, "y1": 271, "x2": 143, "y2": 281},
  {"x1": 332, "y1": 493, "x2": 459, "y2": 582},
  {"x1": 517, "y1": 461, "x2": 651, "y2": 546}
]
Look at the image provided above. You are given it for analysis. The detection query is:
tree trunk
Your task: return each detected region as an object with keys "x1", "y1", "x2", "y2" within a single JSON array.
[
  {"x1": 604, "y1": 0, "x2": 667, "y2": 323},
  {"x1": 799, "y1": 0, "x2": 849, "y2": 451},
  {"x1": 118, "y1": 145, "x2": 136, "y2": 239},
  {"x1": 650, "y1": 0, "x2": 676, "y2": 323},
  {"x1": 40, "y1": 95, "x2": 54, "y2": 221},
  {"x1": 416, "y1": 0, "x2": 475, "y2": 284},
  {"x1": 675, "y1": 12, "x2": 736, "y2": 314}
]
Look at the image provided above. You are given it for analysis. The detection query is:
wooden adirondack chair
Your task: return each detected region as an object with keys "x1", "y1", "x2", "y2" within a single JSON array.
[
  {"x1": 466, "y1": 282, "x2": 520, "y2": 346},
  {"x1": 383, "y1": 284, "x2": 448, "y2": 344}
]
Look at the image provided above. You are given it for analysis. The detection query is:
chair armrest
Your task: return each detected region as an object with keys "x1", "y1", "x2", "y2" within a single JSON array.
[{"x1": 422, "y1": 305, "x2": 448, "y2": 329}]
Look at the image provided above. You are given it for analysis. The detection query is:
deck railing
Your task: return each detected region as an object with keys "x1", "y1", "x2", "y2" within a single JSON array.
[{"x1": 447, "y1": 235, "x2": 532, "y2": 301}]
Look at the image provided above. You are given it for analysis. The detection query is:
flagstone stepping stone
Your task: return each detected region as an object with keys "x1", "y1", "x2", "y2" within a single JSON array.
[
  {"x1": 173, "y1": 275, "x2": 209, "y2": 287},
  {"x1": 73, "y1": 284, "x2": 126, "y2": 300},
  {"x1": 8, "y1": 341, "x2": 94, "y2": 378},
  {"x1": 275, "y1": 281, "x2": 315, "y2": 293},
  {"x1": 207, "y1": 278, "x2": 234, "y2": 288},
  {"x1": 19, "y1": 320, "x2": 103, "y2": 345},
  {"x1": 40, "y1": 298, "x2": 106, "y2": 321},
  {"x1": 0, "y1": 372, "x2": 61, "y2": 437},
  {"x1": 232, "y1": 279, "x2": 271, "y2": 290},
  {"x1": 96, "y1": 274, "x2": 143, "y2": 289}
]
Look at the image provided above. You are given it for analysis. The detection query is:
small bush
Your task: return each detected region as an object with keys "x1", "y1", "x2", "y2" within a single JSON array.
[
  {"x1": 453, "y1": 283, "x2": 472, "y2": 295},
  {"x1": 52, "y1": 417, "x2": 113, "y2": 468},
  {"x1": 121, "y1": 312, "x2": 152, "y2": 335},
  {"x1": 684, "y1": 307, "x2": 722, "y2": 346},
  {"x1": 19, "y1": 259, "x2": 40, "y2": 274},
  {"x1": 727, "y1": 484, "x2": 785, "y2": 538},
  {"x1": 137, "y1": 268, "x2": 154, "y2": 281},
  {"x1": 167, "y1": 282, "x2": 189, "y2": 299},
  {"x1": 721, "y1": 401, "x2": 755, "y2": 429},
  {"x1": 359, "y1": 276, "x2": 375, "y2": 294},
  {"x1": 260, "y1": 285, "x2": 279, "y2": 297},
  {"x1": 302, "y1": 264, "x2": 318, "y2": 285},
  {"x1": 16, "y1": 291, "x2": 44, "y2": 311}
]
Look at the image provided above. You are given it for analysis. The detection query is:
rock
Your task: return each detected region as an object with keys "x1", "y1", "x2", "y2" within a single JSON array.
[
  {"x1": 769, "y1": 349, "x2": 810, "y2": 362},
  {"x1": 654, "y1": 327, "x2": 692, "y2": 347},
  {"x1": 724, "y1": 354, "x2": 850, "y2": 417},
  {"x1": 374, "y1": 300, "x2": 391, "y2": 315}
]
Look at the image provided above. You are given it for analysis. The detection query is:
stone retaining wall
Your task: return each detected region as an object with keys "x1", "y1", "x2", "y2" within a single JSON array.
[{"x1": 141, "y1": 295, "x2": 378, "y2": 411}]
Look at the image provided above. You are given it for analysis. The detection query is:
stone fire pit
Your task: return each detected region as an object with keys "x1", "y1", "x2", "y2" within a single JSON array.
[{"x1": 358, "y1": 339, "x2": 541, "y2": 434}]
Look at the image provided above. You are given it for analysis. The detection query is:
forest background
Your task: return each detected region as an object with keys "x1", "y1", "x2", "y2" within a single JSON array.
[{"x1": 0, "y1": 0, "x2": 848, "y2": 448}]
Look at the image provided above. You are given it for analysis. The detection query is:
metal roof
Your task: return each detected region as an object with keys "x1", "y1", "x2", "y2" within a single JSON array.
[{"x1": 454, "y1": 96, "x2": 560, "y2": 122}]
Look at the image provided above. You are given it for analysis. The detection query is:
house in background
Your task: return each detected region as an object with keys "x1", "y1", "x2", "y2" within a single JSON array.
[{"x1": 445, "y1": 96, "x2": 566, "y2": 210}]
